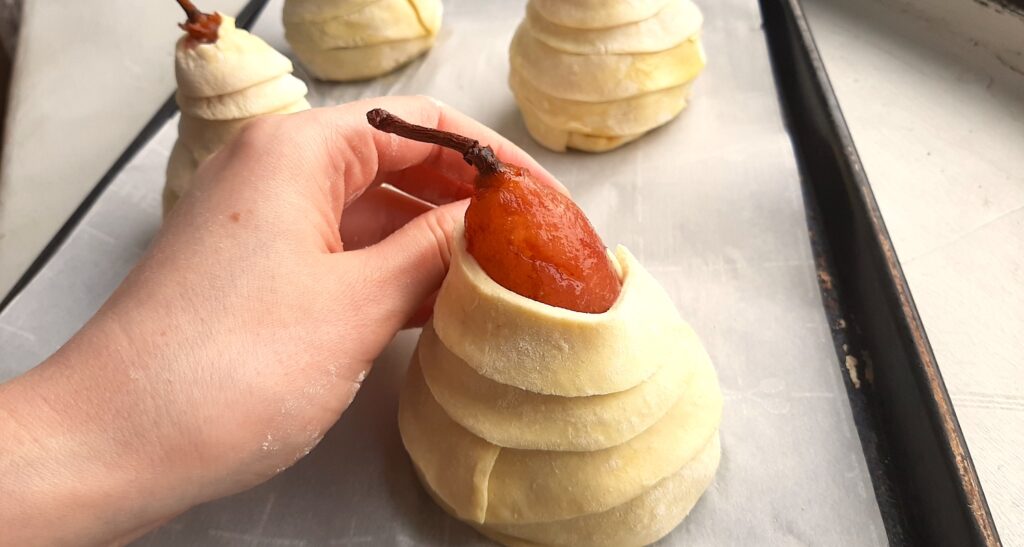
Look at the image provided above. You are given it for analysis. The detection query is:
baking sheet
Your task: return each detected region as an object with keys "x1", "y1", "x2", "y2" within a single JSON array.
[{"x1": 0, "y1": 0, "x2": 888, "y2": 544}]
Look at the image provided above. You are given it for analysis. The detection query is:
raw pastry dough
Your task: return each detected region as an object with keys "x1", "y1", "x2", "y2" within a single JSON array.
[
  {"x1": 288, "y1": 36, "x2": 438, "y2": 82},
  {"x1": 400, "y1": 357, "x2": 500, "y2": 523},
  {"x1": 510, "y1": 28, "x2": 704, "y2": 103},
  {"x1": 532, "y1": 0, "x2": 672, "y2": 29},
  {"x1": 415, "y1": 319, "x2": 696, "y2": 452},
  {"x1": 285, "y1": 0, "x2": 440, "y2": 49},
  {"x1": 401, "y1": 355, "x2": 721, "y2": 524},
  {"x1": 479, "y1": 435, "x2": 720, "y2": 547},
  {"x1": 511, "y1": 70, "x2": 693, "y2": 152},
  {"x1": 525, "y1": 0, "x2": 702, "y2": 55},
  {"x1": 415, "y1": 435, "x2": 720, "y2": 547},
  {"x1": 165, "y1": 15, "x2": 310, "y2": 215},
  {"x1": 175, "y1": 76, "x2": 309, "y2": 121},
  {"x1": 433, "y1": 228, "x2": 684, "y2": 397},
  {"x1": 281, "y1": 0, "x2": 379, "y2": 22},
  {"x1": 518, "y1": 108, "x2": 646, "y2": 154},
  {"x1": 399, "y1": 221, "x2": 723, "y2": 545},
  {"x1": 418, "y1": 321, "x2": 695, "y2": 451},
  {"x1": 509, "y1": 0, "x2": 706, "y2": 152},
  {"x1": 175, "y1": 100, "x2": 308, "y2": 163},
  {"x1": 283, "y1": 0, "x2": 443, "y2": 81}
]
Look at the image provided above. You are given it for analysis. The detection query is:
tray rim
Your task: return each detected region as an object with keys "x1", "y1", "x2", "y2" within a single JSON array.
[{"x1": 760, "y1": 0, "x2": 1001, "y2": 544}]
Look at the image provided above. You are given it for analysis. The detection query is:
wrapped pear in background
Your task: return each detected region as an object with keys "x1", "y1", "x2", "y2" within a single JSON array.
[
  {"x1": 165, "y1": 14, "x2": 309, "y2": 215},
  {"x1": 509, "y1": 0, "x2": 706, "y2": 152},
  {"x1": 284, "y1": 0, "x2": 443, "y2": 81}
]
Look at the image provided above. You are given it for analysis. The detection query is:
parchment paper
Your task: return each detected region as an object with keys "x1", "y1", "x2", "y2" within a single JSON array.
[{"x1": 0, "y1": 0, "x2": 888, "y2": 544}]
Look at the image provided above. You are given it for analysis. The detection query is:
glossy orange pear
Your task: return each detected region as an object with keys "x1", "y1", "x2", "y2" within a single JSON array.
[{"x1": 367, "y1": 109, "x2": 621, "y2": 313}]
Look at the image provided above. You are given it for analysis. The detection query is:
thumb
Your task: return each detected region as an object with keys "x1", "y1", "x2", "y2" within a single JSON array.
[{"x1": 341, "y1": 199, "x2": 469, "y2": 335}]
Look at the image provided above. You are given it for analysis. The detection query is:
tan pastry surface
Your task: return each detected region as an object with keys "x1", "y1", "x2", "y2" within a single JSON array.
[
  {"x1": 526, "y1": 0, "x2": 703, "y2": 55},
  {"x1": 510, "y1": 27, "x2": 703, "y2": 103},
  {"x1": 175, "y1": 99, "x2": 310, "y2": 166},
  {"x1": 289, "y1": 36, "x2": 437, "y2": 82},
  {"x1": 165, "y1": 99, "x2": 310, "y2": 205},
  {"x1": 165, "y1": 14, "x2": 309, "y2": 214},
  {"x1": 508, "y1": 0, "x2": 705, "y2": 152},
  {"x1": 400, "y1": 351, "x2": 722, "y2": 524},
  {"x1": 164, "y1": 141, "x2": 198, "y2": 213},
  {"x1": 399, "y1": 357, "x2": 500, "y2": 524},
  {"x1": 478, "y1": 435, "x2": 720, "y2": 547},
  {"x1": 531, "y1": 0, "x2": 672, "y2": 29},
  {"x1": 483, "y1": 353, "x2": 721, "y2": 524},
  {"x1": 284, "y1": 0, "x2": 437, "y2": 50},
  {"x1": 418, "y1": 319, "x2": 702, "y2": 451},
  {"x1": 510, "y1": 69, "x2": 693, "y2": 137},
  {"x1": 433, "y1": 227, "x2": 684, "y2": 397},
  {"x1": 283, "y1": 0, "x2": 382, "y2": 23},
  {"x1": 518, "y1": 108, "x2": 646, "y2": 153},
  {"x1": 414, "y1": 434, "x2": 719, "y2": 547},
  {"x1": 176, "y1": 76, "x2": 309, "y2": 121},
  {"x1": 175, "y1": 15, "x2": 294, "y2": 98},
  {"x1": 284, "y1": 0, "x2": 440, "y2": 33},
  {"x1": 283, "y1": 0, "x2": 442, "y2": 82}
]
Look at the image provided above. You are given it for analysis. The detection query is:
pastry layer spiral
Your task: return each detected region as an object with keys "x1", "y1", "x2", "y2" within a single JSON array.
[
  {"x1": 508, "y1": 0, "x2": 706, "y2": 152},
  {"x1": 400, "y1": 224, "x2": 723, "y2": 546},
  {"x1": 165, "y1": 15, "x2": 309, "y2": 215},
  {"x1": 283, "y1": 0, "x2": 443, "y2": 82}
]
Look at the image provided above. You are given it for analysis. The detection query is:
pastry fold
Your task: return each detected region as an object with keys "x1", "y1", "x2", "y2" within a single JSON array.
[
  {"x1": 478, "y1": 435, "x2": 720, "y2": 547},
  {"x1": 526, "y1": 0, "x2": 702, "y2": 55},
  {"x1": 532, "y1": 0, "x2": 673, "y2": 29},
  {"x1": 400, "y1": 222, "x2": 723, "y2": 546},
  {"x1": 283, "y1": 0, "x2": 443, "y2": 82},
  {"x1": 418, "y1": 321, "x2": 694, "y2": 451},
  {"x1": 433, "y1": 228, "x2": 685, "y2": 397},
  {"x1": 509, "y1": 0, "x2": 706, "y2": 152},
  {"x1": 164, "y1": 15, "x2": 310, "y2": 214}
]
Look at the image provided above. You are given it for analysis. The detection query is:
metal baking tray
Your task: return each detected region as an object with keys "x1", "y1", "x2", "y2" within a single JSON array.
[
  {"x1": 760, "y1": 0, "x2": 1000, "y2": 544},
  {"x1": 0, "y1": 0, "x2": 999, "y2": 545}
]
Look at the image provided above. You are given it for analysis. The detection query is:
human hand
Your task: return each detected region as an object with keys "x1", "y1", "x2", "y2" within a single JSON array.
[{"x1": 0, "y1": 96, "x2": 560, "y2": 545}]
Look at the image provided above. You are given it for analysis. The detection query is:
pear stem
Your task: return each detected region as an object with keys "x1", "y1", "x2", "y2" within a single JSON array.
[
  {"x1": 366, "y1": 109, "x2": 501, "y2": 177},
  {"x1": 176, "y1": 0, "x2": 221, "y2": 43}
]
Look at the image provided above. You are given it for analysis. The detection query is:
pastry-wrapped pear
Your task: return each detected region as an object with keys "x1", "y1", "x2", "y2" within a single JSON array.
[
  {"x1": 165, "y1": 3, "x2": 309, "y2": 214},
  {"x1": 509, "y1": 0, "x2": 706, "y2": 152},
  {"x1": 284, "y1": 0, "x2": 443, "y2": 81},
  {"x1": 367, "y1": 111, "x2": 722, "y2": 546}
]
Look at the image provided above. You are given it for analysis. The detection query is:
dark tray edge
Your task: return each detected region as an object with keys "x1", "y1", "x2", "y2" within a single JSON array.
[
  {"x1": 0, "y1": 0, "x2": 272, "y2": 312},
  {"x1": 760, "y1": 0, "x2": 1001, "y2": 545}
]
